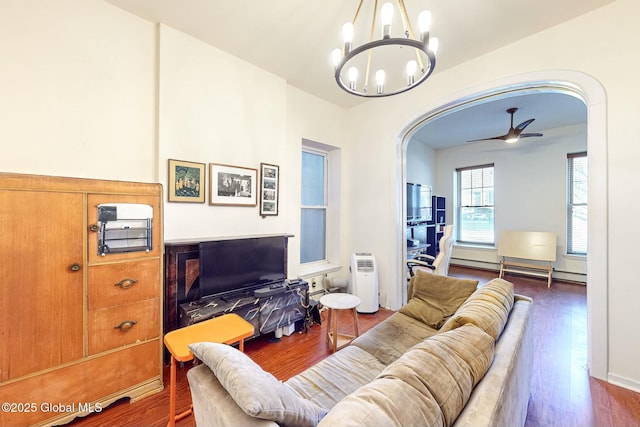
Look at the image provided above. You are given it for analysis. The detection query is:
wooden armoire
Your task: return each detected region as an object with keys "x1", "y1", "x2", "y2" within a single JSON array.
[{"x1": 0, "y1": 173, "x2": 164, "y2": 427}]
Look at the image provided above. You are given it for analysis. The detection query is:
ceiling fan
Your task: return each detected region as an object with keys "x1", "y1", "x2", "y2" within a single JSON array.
[{"x1": 468, "y1": 107, "x2": 543, "y2": 143}]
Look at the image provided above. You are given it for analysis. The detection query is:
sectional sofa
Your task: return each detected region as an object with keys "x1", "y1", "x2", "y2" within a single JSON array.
[{"x1": 186, "y1": 272, "x2": 533, "y2": 427}]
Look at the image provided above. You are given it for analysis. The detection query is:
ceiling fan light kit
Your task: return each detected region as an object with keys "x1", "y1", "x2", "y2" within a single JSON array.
[
  {"x1": 331, "y1": 0, "x2": 439, "y2": 98},
  {"x1": 468, "y1": 107, "x2": 544, "y2": 143}
]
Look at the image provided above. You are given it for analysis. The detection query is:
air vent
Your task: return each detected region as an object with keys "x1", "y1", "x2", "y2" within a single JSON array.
[{"x1": 356, "y1": 259, "x2": 374, "y2": 272}]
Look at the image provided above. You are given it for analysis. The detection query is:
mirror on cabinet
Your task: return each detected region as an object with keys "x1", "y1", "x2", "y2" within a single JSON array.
[{"x1": 96, "y1": 203, "x2": 153, "y2": 256}]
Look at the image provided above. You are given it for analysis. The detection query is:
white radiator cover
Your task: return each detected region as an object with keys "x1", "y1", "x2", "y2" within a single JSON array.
[{"x1": 350, "y1": 253, "x2": 379, "y2": 313}]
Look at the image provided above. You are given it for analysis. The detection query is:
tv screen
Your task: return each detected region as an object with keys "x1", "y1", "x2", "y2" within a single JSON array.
[
  {"x1": 407, "y1": 183, "x2": 432, "y2": 221},
  {"x1": 199, "y1": 236, "x2": 287, "y2": 299}
]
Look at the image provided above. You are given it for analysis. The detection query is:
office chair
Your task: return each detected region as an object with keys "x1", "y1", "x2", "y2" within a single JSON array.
[{"x1": 407, "y1": 225, "x2": 455, "y2": 277}]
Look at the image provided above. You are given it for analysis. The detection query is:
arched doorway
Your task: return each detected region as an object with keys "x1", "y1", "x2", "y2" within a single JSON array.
[{"x1": 396, "y1": 71, "x2": 608, "y2": 380}]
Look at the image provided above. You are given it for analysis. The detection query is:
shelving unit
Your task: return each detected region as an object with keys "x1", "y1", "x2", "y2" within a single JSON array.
[{"x1": 426, "y1": 195, "x2": 446, "y2": 257}]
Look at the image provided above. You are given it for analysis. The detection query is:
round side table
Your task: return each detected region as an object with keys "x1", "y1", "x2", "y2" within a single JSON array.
[{"x1": 320, "y1": 293, "x2": 361, "y2": 353}]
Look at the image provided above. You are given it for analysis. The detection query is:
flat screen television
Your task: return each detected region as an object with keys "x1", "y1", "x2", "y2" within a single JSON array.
[
  {"x1": 407, "y1": 183, "x2": 432, "y2": 222},
  {"x1": 198, "y1": 236, "x2": 287, "y2": 299}
]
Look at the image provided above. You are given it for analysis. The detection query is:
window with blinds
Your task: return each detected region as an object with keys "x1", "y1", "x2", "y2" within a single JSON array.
[
  {"x1": 457, "y1": 164, "x2": 495, "y2": 245},
  {"x1": 568, "y1": 152, "x2": 588, "y2": 255}
]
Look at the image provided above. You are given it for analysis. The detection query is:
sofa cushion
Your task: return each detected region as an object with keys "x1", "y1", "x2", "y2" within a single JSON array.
[
  {"x1": 285, "y1": 345, "x2": 387, "y2": 409},
  {"x1": 439, "y1": 278, "x2": 515, "y2": 340},
  {"x1": 399, "y1": 270, "x2": 479, "y2": 328},
  {"x1": 317, "y1": 324, "x2": 494, "y2": 427},
  {"x1": 189, "y1": 342, "x2": 327, "y2": 427},
  {"x1": 351, "y1": 311, "x2": 438, "y2": 366},
  {"x1": 316, "y1": 376, "x2": 444, "y2": 427}
]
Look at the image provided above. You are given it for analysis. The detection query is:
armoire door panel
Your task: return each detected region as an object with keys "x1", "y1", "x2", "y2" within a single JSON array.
[{"x1": 0, "y1": 189, "x2": 84, "y2": 381}]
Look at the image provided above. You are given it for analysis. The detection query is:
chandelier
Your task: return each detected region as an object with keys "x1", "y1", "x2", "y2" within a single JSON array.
[{"x1": 332, "y1": 0, "x2": 439, "y2": 98}]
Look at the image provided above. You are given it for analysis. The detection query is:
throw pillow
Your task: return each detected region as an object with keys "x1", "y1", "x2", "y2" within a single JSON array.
[
  {"x1": 399, "y1": 270, "x2": 478, "y2": 328},
  {"x1": 439, "y1": 278, "x2": 515, "y2": 340},
  {"x1": 189, "y1": 342, "x2": 327, "y2": 427}
]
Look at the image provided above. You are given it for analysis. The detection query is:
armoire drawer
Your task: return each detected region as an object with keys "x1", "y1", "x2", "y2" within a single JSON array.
[
  {"x1": 88, "y1": 259, "x2": 160, "y2": 310},
  {"x1": 88, "y1": 298, "x2": 159, "y2": 355},
  {"x1": 0, "y1": 340, "x2": 161, "y2": 427}
]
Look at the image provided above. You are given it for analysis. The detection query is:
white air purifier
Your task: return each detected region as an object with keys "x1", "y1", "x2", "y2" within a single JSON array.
[{"x1": 350, "y1": 252, "x2": 379, "y2": 313}]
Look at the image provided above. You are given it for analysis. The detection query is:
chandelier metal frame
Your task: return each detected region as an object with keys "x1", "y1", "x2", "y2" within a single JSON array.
[{"x1": 332, "y1": 0, "x2": 438, "y2": 98}]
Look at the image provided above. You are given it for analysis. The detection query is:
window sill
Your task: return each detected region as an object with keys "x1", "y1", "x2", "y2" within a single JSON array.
[
  {"x1": 564, "y1": 253, "x2": 587, "y2": 261},
  {"x1": 299, "y1": 262, "x2": 342, "y2": 279}
]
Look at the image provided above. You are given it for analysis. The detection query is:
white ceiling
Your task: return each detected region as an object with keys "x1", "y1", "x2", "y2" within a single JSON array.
[
  {"x1": 105, "y1": 0, "x2": 606, "y2": 146},
  {"x1": 411, "y1": 92, "x2": 587, "y2": 149}
]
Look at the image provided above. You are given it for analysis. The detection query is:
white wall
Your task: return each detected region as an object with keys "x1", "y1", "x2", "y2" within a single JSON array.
[
  {"x1": 342, "y1": 0, "x2": 640, "y2": 391},
  {"x1": 285, "y1": 87, "x2": 348, "y2": 278},
  {"x1": 406, "y1": 141, "x2": 435, "y2": 186},
  {"x1": 157, "y1": 25, "x2": 347, "y2": 279},
  {"x1": 0, "y1": 0, "x2": 156, "y2": 181},
  {"x1": 158, "y1": 24, "x2": 289, "y2": 241},
  {"x1": 434, "y1": 124, "x2": 587, "y2": 281}
]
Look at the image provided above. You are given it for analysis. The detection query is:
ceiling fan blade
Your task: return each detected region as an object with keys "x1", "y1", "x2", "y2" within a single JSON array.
[
  {"x1": 467, "y1": 136, "x2": 507, "y2": 142},
  {"x1": 515, "y1": 118, "x2": 535, "y2": 132},
  {"x1": 519, "y1": 133, "x2": 544, "y2": 138}
]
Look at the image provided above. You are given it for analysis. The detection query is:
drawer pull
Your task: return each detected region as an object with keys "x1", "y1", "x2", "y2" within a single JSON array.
[
  {"x1": 114, "y1": 320, "x2": 138, "y2": 332},
  {"x1": 115, "y1": 278, "x2": 138, "y2": 289}
]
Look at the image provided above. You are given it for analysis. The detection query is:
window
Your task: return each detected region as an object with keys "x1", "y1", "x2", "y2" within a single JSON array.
[
  {"x1": 457, "y1": 164, "x2": 495, "y2": 245},
  {"x1": 568, "y1": 152, "x2": 588, "y2": 255},
  {"x1": 301, "y1": 149, "x2": 327, "y2": 263}
]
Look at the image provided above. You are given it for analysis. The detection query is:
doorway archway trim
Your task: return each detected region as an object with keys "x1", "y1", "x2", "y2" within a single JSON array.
[{"x1": 396, "y1": 70, "x2": 608, "y2": 380}]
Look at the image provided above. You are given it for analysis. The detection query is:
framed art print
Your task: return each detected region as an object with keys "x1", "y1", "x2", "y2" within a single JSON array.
[
  {"x1": 209, "y1": 163, "x2": 258, "y2": 206},
  {"x1": 168, "y1": 159, "x2": 206, "y2": 203},
  {"x1": 259, "y1": 163, "x2": 279, "y2": 216}
]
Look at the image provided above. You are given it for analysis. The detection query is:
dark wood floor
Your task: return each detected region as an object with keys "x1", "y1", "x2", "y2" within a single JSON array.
[{"x1": 69, "y1": 266, "x2": 640, "y2": 427}]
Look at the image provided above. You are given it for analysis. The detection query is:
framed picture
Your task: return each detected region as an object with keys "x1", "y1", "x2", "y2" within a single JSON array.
[
  {"x1": 209, "y1": 163, "x2": 258, "y2": 206},
  {"x1": 168, "y1": 159, "x2": 206, "y2": 203},
  {"x1": 259, "y1": 163, "x2": 280, "y2": 216}
]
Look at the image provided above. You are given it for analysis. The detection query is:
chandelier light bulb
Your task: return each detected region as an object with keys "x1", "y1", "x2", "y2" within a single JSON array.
[
  {"x1": 342, "y1": 22, "x2": 354, "y2": 53},
  {"x1": 348, "y1": 66, "x2": 358, "y2": 90},
  {"x1": 331, "y1": 48, "x2": 342, "y2": 67},
  {"x1": 429, "y1": 37, "x2": 439, "y2": 54},
  {"x1": 381, "y1": 3, "x2": 394, "y2": 39},
  {"x1": 375, "y1": 69, "x2": 385, "y2": 94},
  {"x1": 418, "y1": 10, "x2": 431, "y2": 44},
  {"x1": 406, "y1": 60, "x2": 417, "y2": 85}
]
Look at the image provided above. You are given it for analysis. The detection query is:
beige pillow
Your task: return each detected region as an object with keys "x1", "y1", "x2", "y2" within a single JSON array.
[
  {"x1": 189, "y1": 342, "x2": 327, "y2": 427},
  {"x1": 440, "y1": 278, "x2": 515, "y2": 340},
  {"x1": 400, "y1": 270, "x2": 478, "y2": 328}
]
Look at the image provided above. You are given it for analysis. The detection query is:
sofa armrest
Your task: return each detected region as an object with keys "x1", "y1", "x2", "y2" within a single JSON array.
[{"x1": 187, "y1": 364, "x2": 280, "y2": 427}]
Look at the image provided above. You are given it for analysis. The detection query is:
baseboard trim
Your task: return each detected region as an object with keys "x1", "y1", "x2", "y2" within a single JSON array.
[
  {"x1": 451, "y1": 259, "x2": 586, "y2": 284},
  {"x1": 608, "y1": 373, "x2": 640, "y2": 394}
]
